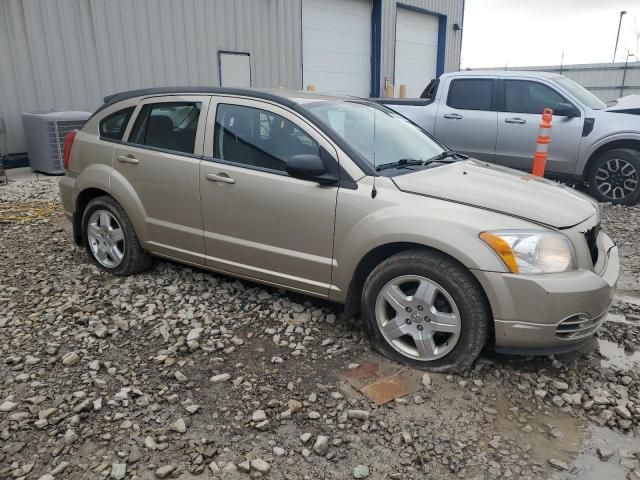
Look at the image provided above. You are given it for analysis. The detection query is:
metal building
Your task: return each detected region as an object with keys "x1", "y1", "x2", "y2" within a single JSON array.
[{"x1": 0, "y1": 0, "x2": 464, "y2": 157}]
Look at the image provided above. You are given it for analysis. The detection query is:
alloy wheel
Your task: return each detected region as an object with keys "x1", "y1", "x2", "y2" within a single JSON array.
[
  {"x1": 374, "y1": 275, "x2": 461, "y2": 361},
  {"x1": 87, "y1": 209, "x2": 125, "y2": 268},
  {"x1": 595, "y1": 158, "x2": 639, "y2": 201}
]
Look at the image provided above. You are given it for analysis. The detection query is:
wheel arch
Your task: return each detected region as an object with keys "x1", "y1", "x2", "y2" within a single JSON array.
[
  {"x1": 342, "y1": 242, "x2": 494, "y2": 332},
  {"x1": 583, "y1": 138, "x2": 640, "y2": 179}
]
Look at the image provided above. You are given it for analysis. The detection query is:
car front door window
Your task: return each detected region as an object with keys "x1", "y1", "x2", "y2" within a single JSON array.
[{"x1": 213, "y1": 104, "x2": 320, "y2": 173}]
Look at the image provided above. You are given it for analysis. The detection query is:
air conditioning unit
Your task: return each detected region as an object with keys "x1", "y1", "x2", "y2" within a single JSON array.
[{"x1": 22, "y1": 110, "x2": 91, "y2": 174}]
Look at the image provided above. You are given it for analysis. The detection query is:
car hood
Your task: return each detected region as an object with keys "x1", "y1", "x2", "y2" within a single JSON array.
[
  {"x1": 605, "y1": 94, "x2": 640, "y2": 114},
  {"x1": 391, "y1": 159, "x2": 597, "y2": 228}
]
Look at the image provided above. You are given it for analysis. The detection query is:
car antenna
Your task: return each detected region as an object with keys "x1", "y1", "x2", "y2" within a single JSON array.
[{"x1": 371, "y1": 107, "x2": 378, "y2": 199}]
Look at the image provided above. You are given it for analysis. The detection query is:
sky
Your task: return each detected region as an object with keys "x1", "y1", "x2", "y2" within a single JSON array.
[{"x1": 460, "y1": 0, "x2": 640, "y2": 68}]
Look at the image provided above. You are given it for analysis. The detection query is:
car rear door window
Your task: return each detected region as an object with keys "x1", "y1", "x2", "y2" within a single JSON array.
[
  {"x1": 447, "y1": 79, "x2": 494, "y2": 111},
  {"x1": 128, "y1": 102, "x2": 202, "y2": 154},
  {"x1": 213, "y1": 104, "x2": 319, "y2": 172},
  {"x1": 99, "y1": 107, "x2": 134, "y2": 140},
  {"x1": 504, "y1": 80, "x2": 567, "y2": 115}
]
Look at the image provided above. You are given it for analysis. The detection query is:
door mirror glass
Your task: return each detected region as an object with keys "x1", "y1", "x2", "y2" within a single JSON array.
[
  {"x1": 553, "y1": 102, "x2": 580, "y2": 118},
  {"x1": 285, "y1": 154, "x2": 336, "y2": 185}
]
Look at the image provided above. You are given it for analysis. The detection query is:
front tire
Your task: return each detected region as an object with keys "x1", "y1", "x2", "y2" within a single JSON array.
[
  {"x1": 361, "y1": 250, "x2": 490, "y2": 372},
  {"x1": 587, "y1": 148, "x2": 640, "y2": 205},
  {"x1": 81, "y1": 196, "x2": 152, "y2": 275}
]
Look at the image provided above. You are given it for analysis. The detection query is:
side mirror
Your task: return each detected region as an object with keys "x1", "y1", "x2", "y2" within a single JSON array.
[
  {"x1": 553, "y1": 102, "x2": 580, "y2": 118},
  {"x1": 285, "y1": 154, "x2": 337, "y2": 185}
]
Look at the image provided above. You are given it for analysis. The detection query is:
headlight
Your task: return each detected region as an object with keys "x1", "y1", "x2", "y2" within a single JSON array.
[{"x1": 480, "y1": 230, "x2": 575, "y2": 274}]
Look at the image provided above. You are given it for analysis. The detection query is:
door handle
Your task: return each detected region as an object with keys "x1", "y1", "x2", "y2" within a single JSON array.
[
  {"x1": 117, "y1": 154, "x2": 139, "y2": 164},
  {"x1": 505, "y1": 117, "x2": 526, "y2": 124},
  {"x1": 443, "y1": 113, "x2": 463, "y2": 120},
  {"x1": 206, "y1": 173, "x2": 235, "y2": 184}
]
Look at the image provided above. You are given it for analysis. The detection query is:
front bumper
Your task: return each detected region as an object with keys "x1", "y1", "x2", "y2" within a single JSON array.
[{"x1": 472, "y1": 232, "x2": 619, "y2": 352}]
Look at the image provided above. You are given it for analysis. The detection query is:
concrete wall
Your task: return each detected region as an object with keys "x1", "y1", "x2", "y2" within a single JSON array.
[{"x1": 0, "y1": 0, "x2": 463, "y2": 155}]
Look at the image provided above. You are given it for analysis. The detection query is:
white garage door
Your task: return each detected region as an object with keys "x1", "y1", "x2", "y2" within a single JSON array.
[
  {"x1": 302, "y1": 0, "x2": 371, "y2": 97},
  {"x1": 394, "y1": 8, "x2": 439, "y2": 98}
]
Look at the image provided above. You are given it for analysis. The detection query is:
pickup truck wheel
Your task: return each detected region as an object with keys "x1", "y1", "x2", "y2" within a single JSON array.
[
  {"x1": 82, "y1": 196, "x2": 152, "y2": 275},
  {"x1": 361, "y1": 250, "x2": 490, "y2": 372},
  {"x1": 587, "y1": 148, "x2": 640, "y2": 205}
]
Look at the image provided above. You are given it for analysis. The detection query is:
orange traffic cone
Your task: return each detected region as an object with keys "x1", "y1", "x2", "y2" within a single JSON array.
[{"x1": 532, "y1": 108, "x2": 553, "y2": 177}]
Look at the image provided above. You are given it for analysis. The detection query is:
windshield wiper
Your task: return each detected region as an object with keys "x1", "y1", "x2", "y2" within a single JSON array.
[
  {"x1": 423, "y1": 150, "x2": 467, "y2": 165},
  {"x1": 376, "y1": 158, "x2": 424, "y2": 172}
]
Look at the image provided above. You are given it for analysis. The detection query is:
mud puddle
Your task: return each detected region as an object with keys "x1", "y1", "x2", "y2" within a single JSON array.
[{"x1": 551, "y1": 425, "x2": 640, "y2": 479}]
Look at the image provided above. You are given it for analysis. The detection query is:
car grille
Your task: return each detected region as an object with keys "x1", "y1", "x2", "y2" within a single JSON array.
[
  {"x1": 584, "y1": 225, "x2": 600, "y2": 266},
  {"x1": 555, "y1": 310, "x2": 607, "y2": 340}
]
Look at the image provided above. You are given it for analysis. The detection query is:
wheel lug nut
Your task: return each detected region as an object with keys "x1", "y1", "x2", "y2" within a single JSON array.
[
  {"x1": 417, "y1": 325, "x2": 423, "y2": 331},
  {"x1": 406, "y1": 319, "x2": 412, "y2": 324},
  {"x1": 405, "y1": 307, "x2": 412, "y2": 313},
  {"x1": 417, "y1": 305, "x2": 423, "y2": 311}
]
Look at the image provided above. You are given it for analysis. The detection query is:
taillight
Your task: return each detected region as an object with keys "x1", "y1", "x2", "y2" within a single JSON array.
[{"x1": 63, "y1": 130, "x2": 78, "y2": 170}]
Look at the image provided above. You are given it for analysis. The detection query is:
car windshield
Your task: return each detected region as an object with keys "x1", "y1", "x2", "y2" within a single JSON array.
[
  {"x1": 301, "y1": 100, "x2": 446, "y2": 170},
  {"x1": 551, "y1": 76, "x2": 606, "y2": 110}
]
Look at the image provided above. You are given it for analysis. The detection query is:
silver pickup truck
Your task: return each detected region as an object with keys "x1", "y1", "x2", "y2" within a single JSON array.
[{"x1": 381, "y1": 70, "x2": 640, "y2": 205}]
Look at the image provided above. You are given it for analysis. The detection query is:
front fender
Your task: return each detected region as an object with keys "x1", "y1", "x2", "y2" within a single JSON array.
[
  {"x1": 331, "y1": 187, "x2": 539, "y2": 301},
  {"x1": 578, "y1": 131, "x2": 640, "y2": 175}
]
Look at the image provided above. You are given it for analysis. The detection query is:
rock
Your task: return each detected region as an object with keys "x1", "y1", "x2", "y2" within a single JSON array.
[
  {"x1": 238, "y1": 460, "x2": 251, "y2": 473},
  {"x1": 552, "y1": 381, "x2": 569, "y2": 391},
  {"x1": 615, "y1": 405, "x2": 633, "y2": 419},
  {"x1": 255, "y1": 420, "x2": 270, "y2": 431},
  {"x1": 273, "y1": 446, "x2": 285, "y2": 457},
  {"x1": 110, "y1": 463, "x2": 126, "y2": 480},
  {"x1": 534, "y1": 389, "x2": 547, "y2": 399},
  {"x1": 308, "y1": 410, "x2": 320, "y2": 419},
  {"x1": 209, "y1": 461, "x2": 222, "y2": 475},
  {"x1": 549, "y1": 459, "x2": 569, "y2": 471},
  {"x1": 300, "y1": 432, "x2": 312, "y2": 444},
  {"x1": 38, "y1": 476, "x2": 55, "y2": 480},
  {"x1": 401, "y1": 431, "x2": 412, "y2": 444},
  {"x1": 0, "y1": 400, "x2": 18, "y2": 412},
  {"x1": 353, "y1": 465, "x2": 370, "y2": 478},
  {"x1": 314, "y1": 435, "x2": 329, "y2": 456},
  {"x1": 250, "y1": 459, "x2": 271, "y2": 473},
  {"x1": 288, "y1": 399, "x2": 303, "y2": 413},
  {"x1": 64, "y1": 428, "x2": 78, "y2": 445},
  {"x1": 347, "y1": 409, "x2": 370, "y2": 420},
  {"x1": 144, "y1": 436, "x2": 157, "y2": 450},
  {"x1": 210, "y1": 373, "x2": 231, "y2": 383},
  {"x1": 422, "y1": 373, "x2": 431, "y2": 386},
  {"x1": 252, "y1": 409, "x2": 267, "y2": 422},
  {"x1": 170, "y1": 418, "x2": 187, "y2": 433},
  {"x1": 155, "y1": 465, "x2": 175, "y2": 478},
  {"x1": 187, "y1": 328, "x2": 203, "y2": 342},
  {"x1": 174, "y1": 371, "x2": 188, "y2": 383},
  {"x1": 62, "y1": 351, "x2": 80, "y2": 365}
]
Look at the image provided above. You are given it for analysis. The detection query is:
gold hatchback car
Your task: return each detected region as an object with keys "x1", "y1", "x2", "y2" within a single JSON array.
[{"x1": 60, "y1": 87, "x2": 619, "y2": 372}]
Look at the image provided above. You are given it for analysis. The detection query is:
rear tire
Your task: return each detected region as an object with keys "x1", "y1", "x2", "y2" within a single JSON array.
[
  {"x1": 361, "y1": 250, "x2": 490, "y2": 372},
  {"x1": 81, "y1": 196, "x2": 152, "y2": 275},
  {"x1": 586, "y1": 148, "x2": 640, "y2": 205}
]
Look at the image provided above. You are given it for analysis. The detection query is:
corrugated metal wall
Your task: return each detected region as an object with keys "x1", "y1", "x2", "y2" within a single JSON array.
[
  {"x1": 0, "y1": 0, "x2": 463, "y2": 155},
  {"x1": 381, "y1": 0, "x2": 464, "y2": 85},
  {"x1": 474, "y1": 62, "x2": 640, "y2": 104},
  {"x1": 0, "y1": 0, "x2": 303, "y2": 155}
]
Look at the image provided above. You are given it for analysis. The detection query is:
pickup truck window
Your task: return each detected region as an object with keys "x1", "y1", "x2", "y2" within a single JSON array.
[
  {"x1": 504, "y1": 80, "x2": 566, "y2": 115},
  {"x1": 447, "y1": 79, "x2": 493, "y2": 111},
  {"x1": 551, "y1": 76, "x2": 606, "y2": 110},
  {"x1": 303, "y1": 101, "x2": 444, "y2": 170}
]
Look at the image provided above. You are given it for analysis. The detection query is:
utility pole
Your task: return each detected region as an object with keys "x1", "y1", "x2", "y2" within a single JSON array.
[{"x1": 613, "y1": 10, "x2": 627, "y2": 62}]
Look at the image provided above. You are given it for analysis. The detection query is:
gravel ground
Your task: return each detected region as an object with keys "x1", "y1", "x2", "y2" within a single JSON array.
[{"x1": 1, "y1": 178, "x2": 640, "y2": 480}]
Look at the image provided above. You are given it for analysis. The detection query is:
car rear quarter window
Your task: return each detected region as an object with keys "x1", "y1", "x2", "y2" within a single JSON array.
[
  {"x1": 213, "y1": 104, "x2": 319, "y2": 173},
  {"x1": 128, "y1": 102, "x2": 202, "y2": 154},
  {"x1": 447, "y1": 79, "x2": 493, "y2": 111},
  {"x1": 99, "y1": 107, "x2": 134, "y2": 140},
  {"x1": 504, "y1": 80, "x2": 567, "y2": 114}
]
